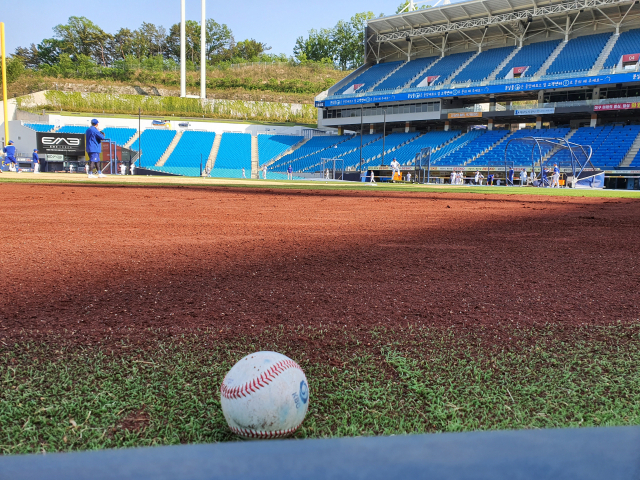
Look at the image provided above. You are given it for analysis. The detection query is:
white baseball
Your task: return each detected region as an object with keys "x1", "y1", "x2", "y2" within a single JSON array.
[{"x1": 220, "y1": 351, "x2": 309, "y2": 439}]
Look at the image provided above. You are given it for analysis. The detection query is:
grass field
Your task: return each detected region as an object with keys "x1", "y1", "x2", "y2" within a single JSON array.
[{"x1": 3, "y1": 326, "x2": 639, "y2": 454}]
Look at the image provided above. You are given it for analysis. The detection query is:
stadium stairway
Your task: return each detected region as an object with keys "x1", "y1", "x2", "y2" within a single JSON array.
[
  {"x1": 541, "y1": 129, "x2": 578, "y2": 163},
  {"x1": 366, "y1": 62, "x2": 407, "y2": 92},
  {"x1": 263, "y1": 137, "x2": 309, "y2": 167},
  {"x1": 445, "y1": 51, "x2": 481, "y2": 84},
  {"x1": 465, "y1": 130, "x2": 515, "y2": 166},
  {"x1": 590, "y1": 33, "x2": 620, "y2": 74},
  {"x1": 124, "y1": 131, "x2": 140, "y2": 149},
  {"x1": 205, "y1": 133, "x2": 223, "y2": 174},
  {"x1": 156, "y1": 131, "x2": 183, "y2": 167},
  {"x1": 400, "y1": 57, "x2": 443, "y2": 89},
  {"x1": 251, "y1": 135, "x2": 259, "y2": 178},
  {"x1": 487, "y1": 47, "x2": 522, "y2": 81},
  {"x1": 618, "y1": 131, "x2": 640, "y2": 168},
  {"x1": 535, "y1": 41, "x2": 568, "y2": 77}
]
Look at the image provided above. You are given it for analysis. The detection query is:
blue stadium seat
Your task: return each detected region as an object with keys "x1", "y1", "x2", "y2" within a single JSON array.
[
  {"x1": 213, "y1": 133, "x2": 252, "y2": 170},
  {"x1": 496, "y1": 39, "x2": 562, "y2": 79},
  {"x1": 451, "y1": 47, "x2": 516, "y2": 83},
  {"x1": 57, "y1": 126, "x2": 89, "y2": 134},
  {"x1": 338, "y1": 62, "x2": 404, "y2": 94},
  {"x1": 409, "y1": 52, "x2": 476, "y2": 87},
  {"x1": 271, "y1": 135, "x2": 354, "y2": 172},
  {"x1": 24, "y1": 123, "x2": 54, "y2": 133},
  {"x1": 604, "y1": 28, "x2": 640, "y2": 69},
  {"x1": 128, "y1": 129, "x2": 177, "y2": 167},
  {"x1": 371, "y1": 56, "x2": 438, "y2": 92},
  {"x1": 164, "y1": 131, "x2": 216, "y2": 168},
  {"x1": 102, "y1": 127, "x2": 137, "y2": 147},
  {"x1": 546, "y1": 33, "x2": 611, "y2": 76},
  {"x1": 258, "y1": 135, "x2": 304, "y2": 164}
]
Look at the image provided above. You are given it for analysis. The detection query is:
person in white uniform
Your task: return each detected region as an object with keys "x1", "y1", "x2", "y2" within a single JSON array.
[
  {"x1": 262, "y1": 165, "x2": 267, "y2": 179},
  {"x1": 120, "y1": 162, "x2": 126, "y2": 175},
  {"x1": 551, "y1": 163, "x2": 560, "y2": 188},
  {"x1": 130, "y1": 163, "x2": 136, "y2": 175},
  {"x1": 242, "y1": 167, "x2": 246, "y2": 178},
  {"x1": 390, "y1": 158, "x2": 401, "y2": 181},
  {"x1": 520, "y1": 169, "x2": 527, "y2": 186},
  {"x1": 406, "y1": 172, "x2": 411, "y2": 183},
  {"x1": 369, "y1": 170, "x2": 376, "y2": 184},
  {"x1": 450, "y1": 171, "x2": 455, "y2": 185}
]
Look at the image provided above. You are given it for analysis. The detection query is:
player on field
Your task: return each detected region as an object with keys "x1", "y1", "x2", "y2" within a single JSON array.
[
  {"x1": 520, "y1": 168, "x2": 527, "y2": 186},
  {"x1": 85, "y1": 119, "x2": 106, "y2": 178},
  {"x1": 390, "y1": 157, "x2": 400, "y2": 181},
  {"x1": 1, "y1": 140, "x2": 17, "y2": 173},
  {"x1": 120, "y1": 162, "x2": 126, "y2": 175},
  {"x1": 551, "y1": 163, "x2": 560, "y2": 188},
  {"x1": 263, "y1": 165, "x2": 267, "y2": 179},
  {"x1": 242, "y1": 167, "x2": 246, "y2": 178},
  {"x1": 130, "y1": 162, "x2": 136, "y2": 175},
  {"x1": 507, "y1": 167, "x2": 514, "y2": 186},
  {"x1": 288, "y1": 164, "x2": 293, "y2": 180},
  {"x1": 33, "y1": 149, "x2": 40, "y2": 174},
  {"x1": 406, "y1": 172, "x2": 411, "y2": 182},
  {"x1": 369, "y1": 170, "x2": 376, "y2": 184}
]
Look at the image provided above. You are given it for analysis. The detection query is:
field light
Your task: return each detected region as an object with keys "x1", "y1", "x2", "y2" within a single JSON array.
[{"x1": 180, "y1": 0, "x2": 207, "y2": 100}]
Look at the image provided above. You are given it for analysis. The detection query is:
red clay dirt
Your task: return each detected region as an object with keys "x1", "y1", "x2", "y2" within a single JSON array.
[{"x1": 0, "y1": 184, "x2": 638, "y2": 352}]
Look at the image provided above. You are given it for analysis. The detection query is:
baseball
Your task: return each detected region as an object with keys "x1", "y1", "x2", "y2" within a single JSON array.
[{"x1": 220, "y1": 351, "x2": 309, "y2": 439}]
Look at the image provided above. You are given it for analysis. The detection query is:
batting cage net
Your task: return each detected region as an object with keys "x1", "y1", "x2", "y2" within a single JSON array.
[
  {"x1": 321, "y1": 158, "x2": 345, "y2": 181},
  {"x1": 504, "y1": 136, "x2": 600, "y2": 188}
]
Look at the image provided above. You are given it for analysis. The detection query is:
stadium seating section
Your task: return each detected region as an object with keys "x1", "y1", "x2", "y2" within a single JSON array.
[
  {"x1": 338, "y1": 61, "x2": 403, "y2": 94},
  {"x1": 258, "y1": 135, "x2": 304, "y2": 165},
  {"x1": 213, "y1": 133, "x2": 252, "y2": 170},
  {"x1": 547, "y1": 33, "x2": 611, "y2": 75},
  {"x1": 551, "y1": 125, "x2": 640, "y2": 168},
  {"x1": 57, "y1": 126, "x2": 89, "y2": 134},
  {"x1": 497, "y1": 39, "x2": 561, "y2": 79},
  {"x1": 162, "y1": 131, "x2": 216, "y2": 170},
  {"x1": 129, "y1": 129, "x2": 177, "y2": 167},
  {"x1": 102, "y1": 127, "x2": 137, "y2": 146},
  {"x1": 372, "y1": 56, "x2": 438, "y2": 92},
  {"x1": 604, "y1": 28, "x2": 640, "y2": 68},
  {"x1": 451, "y1": 46, "x2": 516, "y2": 83},
  {"x1": 24, "y1": 123, "x2": 54, "y2": 132},
  {"x1": 411, "y1": 51, "x2": 475, "y2": 87}
]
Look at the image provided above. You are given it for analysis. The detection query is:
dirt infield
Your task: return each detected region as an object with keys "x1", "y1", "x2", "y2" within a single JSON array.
[{"x1": 1, "y1": 183, "x2": 638, "y2": 353}]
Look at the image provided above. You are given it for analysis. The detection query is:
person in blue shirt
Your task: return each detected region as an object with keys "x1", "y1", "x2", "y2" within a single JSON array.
[
  {"x1": 2, "y1": 140, "x2": 17, "y2": 172},
  {"x1": 550, "y1": 163, "x2": 560, "y2": 188},
  {"x1": 287, "y1": 164, "x2": 293, "y2": 180},
  {"x1": 507, "y1": 167, "x2": 514, "y2": 186},
  {"x1": 32, "y1": 149, "x2": 40, "y2": 174},
  {"x1": 85, "y1": 119, "x2": 106, "y2": 178}
]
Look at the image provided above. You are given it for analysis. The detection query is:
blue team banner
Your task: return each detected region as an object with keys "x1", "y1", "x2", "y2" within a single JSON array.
[{"x1": 316, "y1": 72, "x2": 640, "y2": 108}]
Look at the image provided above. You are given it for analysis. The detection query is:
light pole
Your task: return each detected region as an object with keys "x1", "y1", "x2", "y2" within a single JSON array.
[
  {"x1": 359, "y1": 106, "x2": 364, "y2": 172},
  {"x1": 201, "y1": 0, "x2": 206, "y2": 99},
  {"x1": 180, "y1": 0, "x2": 186, "y2": 97}
]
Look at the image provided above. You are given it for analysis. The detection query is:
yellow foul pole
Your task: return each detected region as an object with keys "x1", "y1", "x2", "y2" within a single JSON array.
[{"x1": 1, "y1": 22, "x2": 9, "y2": 146}]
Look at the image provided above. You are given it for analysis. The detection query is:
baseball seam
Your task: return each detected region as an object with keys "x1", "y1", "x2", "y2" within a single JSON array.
[
  {"x1": 227, "y1": 424, "x2": 302, "y2": 439},
  {"x1": 220, "y1": 359, "x2": 303, "y2": 400}
]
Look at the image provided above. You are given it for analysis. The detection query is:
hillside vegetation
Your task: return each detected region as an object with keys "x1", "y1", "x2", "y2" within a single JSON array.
[{"x1": 9, "y1": 63, "x2": 350, "y2": 105}]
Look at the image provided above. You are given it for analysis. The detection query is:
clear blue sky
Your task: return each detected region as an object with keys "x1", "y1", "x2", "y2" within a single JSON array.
[{"x1": 3, "y1": 0, "x2": 457, "y2": 57}]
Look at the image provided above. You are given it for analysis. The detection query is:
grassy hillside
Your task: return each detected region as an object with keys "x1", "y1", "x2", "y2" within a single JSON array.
[{"x1": 8, "y1": 63, "x2": 351, "y2": 105}]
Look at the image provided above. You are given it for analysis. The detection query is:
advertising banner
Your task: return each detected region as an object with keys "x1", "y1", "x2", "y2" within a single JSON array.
[
  {"x1": 513, "y1": 67, "x2": 528, "y2": 75},
  {"x1": 622, "y1": 54, "x2": 640, "y2": 63},
  {"x1": 36, "y1": 132, "x2": 85, "y2": 156},
  {"x1": 448, "y1": 112, "x2": 482, "y2": 119},
  {"x1": 417, "y1": 75, "x2": 440, "y2": 88},
  {"x1": 594, "y1": 102, "x2": 640, "y2": 111},
  {"x1": 514, "y1": 108, "x2": 555, "y2": 116},
  {"x1": 316, "y1": 72, "x2": 640, "y2": 108}
]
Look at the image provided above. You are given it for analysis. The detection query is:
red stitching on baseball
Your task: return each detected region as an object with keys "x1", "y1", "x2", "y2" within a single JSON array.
[
  {"x1": 228, "y1": 423, "x2": 301, "y2": 438},
  {"x1": 221, "y1": 359, "x2": 303, "y2": 399}
]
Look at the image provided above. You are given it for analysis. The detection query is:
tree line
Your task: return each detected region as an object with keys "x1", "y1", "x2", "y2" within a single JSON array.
[{"x1": 3, "y1": 2, "x2": 426, "y2": 87}]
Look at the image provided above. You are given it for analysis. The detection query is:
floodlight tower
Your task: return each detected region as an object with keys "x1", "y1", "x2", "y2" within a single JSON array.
[
  {"x1": 180, "y1": 0, "x2": 207, "y2": 99},
  {"x1": 201, "y1": 0, "x2": 206, "y2": 99},
  {"x1": 180, "y1": 0, "x2": 186, "y2": 97}
]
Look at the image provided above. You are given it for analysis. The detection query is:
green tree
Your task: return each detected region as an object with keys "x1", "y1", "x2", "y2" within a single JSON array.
[
  {"x1": 53, "y1": 16, "x2": 111, "y2": 65},
  {"x1": 396, "y1": 1, "x2": 430, "y2": 14},
  {"x1": 232, "y1": 39, "x2": 270, "y2": 61},
  {"x1": 293, "y1": 28, "x2": 334, "y2": 64}
]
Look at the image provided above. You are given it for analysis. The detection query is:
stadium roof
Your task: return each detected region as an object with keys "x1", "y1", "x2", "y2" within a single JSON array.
[{"x1": 366, "y1": 0, "x2": 640, "y2": 61}]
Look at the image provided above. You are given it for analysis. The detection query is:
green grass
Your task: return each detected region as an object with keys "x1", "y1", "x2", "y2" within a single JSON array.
[
  {"x1": 1, "y1": 325, "x2": 638, "y2": 454},
  {"x1": 2, "y1": 175, "x2": 640, "y2": 198}
]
